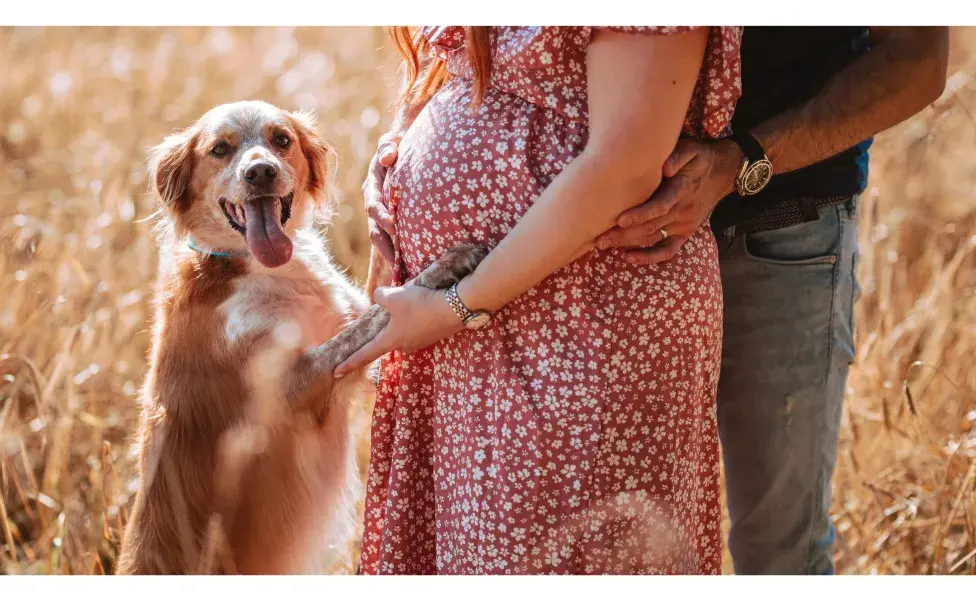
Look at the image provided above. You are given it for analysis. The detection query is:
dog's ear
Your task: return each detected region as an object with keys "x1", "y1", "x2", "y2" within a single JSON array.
[
  {"x1": 289, "y1": 110, "x2": 337, "y2": 208},
  {"x1": 148, "y1": 125, "x2": 198, "y2": 212}
]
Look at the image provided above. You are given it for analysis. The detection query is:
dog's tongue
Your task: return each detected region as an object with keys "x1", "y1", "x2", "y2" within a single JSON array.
[{"x1": 243, "y1": 198, "x2": 292, "y2": 268}]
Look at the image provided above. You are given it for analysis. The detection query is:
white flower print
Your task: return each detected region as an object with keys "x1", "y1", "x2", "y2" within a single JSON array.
[{"x1": 361, "y1": 25, "x2": 739, "y2": 576}]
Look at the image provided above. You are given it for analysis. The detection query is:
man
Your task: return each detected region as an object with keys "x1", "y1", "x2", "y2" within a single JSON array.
[
  {"x1": 595, "y1": 27, "x2": 949, "y2": 574},
  {"x1": 364, "y1": 27, "x2": 949, "y2": 574}
]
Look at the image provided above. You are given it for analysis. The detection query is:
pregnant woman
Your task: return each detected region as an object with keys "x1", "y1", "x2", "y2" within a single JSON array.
[{"x1": 337, "y1": 26, "x2": 742, "y2": 574}]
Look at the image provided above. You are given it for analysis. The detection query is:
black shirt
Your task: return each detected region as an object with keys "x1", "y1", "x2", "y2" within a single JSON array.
[{"x1": 710, "y1": 26, "x2": 873, "y2": 232}]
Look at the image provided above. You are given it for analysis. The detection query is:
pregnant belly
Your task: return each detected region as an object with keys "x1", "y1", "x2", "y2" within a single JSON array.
[{"x1": 384, "y1": 84, "x2": 586, "y2": 279}]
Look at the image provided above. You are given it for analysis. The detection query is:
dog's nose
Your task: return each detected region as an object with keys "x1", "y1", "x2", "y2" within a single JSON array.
[{"x1": 243, "y1": 161, "x2": 278, "y2": 187}]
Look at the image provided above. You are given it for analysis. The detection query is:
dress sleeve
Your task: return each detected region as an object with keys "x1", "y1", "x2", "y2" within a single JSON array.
[
  {"x1": 586, "y1": 26, "x2": 743, "y2": 139},
  {"x1": 423, "y1": 26, "x2": 466, "y2": 61}
]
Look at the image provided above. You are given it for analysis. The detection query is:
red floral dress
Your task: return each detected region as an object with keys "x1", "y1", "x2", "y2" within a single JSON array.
[{"x1": 362, "y1": 26, "x2": 742, "y2": 575}]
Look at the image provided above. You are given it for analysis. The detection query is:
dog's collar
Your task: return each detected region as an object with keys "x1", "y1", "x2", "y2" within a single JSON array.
[{"x1": 186, "y1": 238, "x2": 249, "y2": 259}]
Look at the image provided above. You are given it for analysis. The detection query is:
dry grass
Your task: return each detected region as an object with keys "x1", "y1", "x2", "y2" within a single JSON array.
[
  {"x1": 828, "y1": 30, "x2": 976, "y2": 574},
  {"x1": 0, "y1": 26, "x2": 974, "y2": 575}
]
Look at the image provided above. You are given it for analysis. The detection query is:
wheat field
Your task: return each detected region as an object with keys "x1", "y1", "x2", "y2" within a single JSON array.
[{"x1": 0, "y1": 26, "x2": 974, "y2": 576}]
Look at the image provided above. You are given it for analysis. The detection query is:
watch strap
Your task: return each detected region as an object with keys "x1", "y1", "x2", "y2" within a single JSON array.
[
  {"x1": 730, "y1": 129, "x2": 767, "y2": 163},
  {"x1": 446, "y1": 282, "x2": 473, "y2": 324}
]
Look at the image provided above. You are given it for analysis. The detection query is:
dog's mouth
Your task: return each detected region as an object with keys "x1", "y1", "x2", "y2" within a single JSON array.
[{"x1": 219, "y1": 193, "x2": 294, "y2": 268}]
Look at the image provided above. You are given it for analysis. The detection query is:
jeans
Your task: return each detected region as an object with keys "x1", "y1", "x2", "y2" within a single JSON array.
[{"x1": 716, "y1": 196, "x2": 860, "y2": 574}]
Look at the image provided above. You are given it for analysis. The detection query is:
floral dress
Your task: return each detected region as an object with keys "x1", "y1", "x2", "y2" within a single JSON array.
[{"x1": 362, "y1": 26, "x2": 742, "y2": 575}]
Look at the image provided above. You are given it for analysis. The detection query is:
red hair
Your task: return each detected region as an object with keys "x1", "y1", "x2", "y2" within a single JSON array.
[{"x1": 389, "y1": 26, "x2": 493, "y2": 110}]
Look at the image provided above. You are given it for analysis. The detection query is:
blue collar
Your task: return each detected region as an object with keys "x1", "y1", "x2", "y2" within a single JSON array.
[{"x1": 186, "y1": 238, "x2": 249, "y2": 259}]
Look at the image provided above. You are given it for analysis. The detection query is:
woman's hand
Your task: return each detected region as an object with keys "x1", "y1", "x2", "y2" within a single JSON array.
[
  {"x1": 333, "y1": 284, "x2": 462, "y2": 377},
  {"x1": 363, "y1": 133, "x2": 402, "y2": 263}
]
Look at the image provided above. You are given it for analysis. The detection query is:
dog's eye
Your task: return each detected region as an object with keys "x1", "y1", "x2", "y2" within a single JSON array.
[
  {"x1": 210, "y1": 142, "x2": 230, "y2": 157},
  {"x1": 274, "y1": 134, "x2": 291, "y2": 149}
]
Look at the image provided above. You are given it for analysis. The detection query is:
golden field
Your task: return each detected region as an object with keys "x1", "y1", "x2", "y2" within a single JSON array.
[{"x1": 0, "y1": 26, "x2": 974, "y2": 575}]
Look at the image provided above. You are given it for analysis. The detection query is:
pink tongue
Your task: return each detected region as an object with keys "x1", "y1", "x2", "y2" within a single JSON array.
[{"x1": 243, "y1": 198, "x2": 293, "y2": 268}]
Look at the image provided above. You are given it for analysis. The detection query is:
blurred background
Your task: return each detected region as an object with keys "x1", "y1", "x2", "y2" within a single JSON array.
[{"x1": 0, "y1": 26, "x2": 974, "y2": 575}]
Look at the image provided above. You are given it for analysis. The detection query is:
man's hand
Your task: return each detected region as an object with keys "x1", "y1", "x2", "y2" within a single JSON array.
[
  {"x1": 596, "y1": 138, "x2": 743, "y2": 264},
  {"x1": 362, "y1": 133, "x2": 402, "y2": 263}
]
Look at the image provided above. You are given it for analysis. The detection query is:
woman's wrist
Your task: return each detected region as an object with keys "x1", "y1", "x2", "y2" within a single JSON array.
[
  {"x1": 455, "y1": 273, "x2": 503, "y2": 315},
  {"x1": 454, "y1": 239, "x2": 595, "y2": 316}
]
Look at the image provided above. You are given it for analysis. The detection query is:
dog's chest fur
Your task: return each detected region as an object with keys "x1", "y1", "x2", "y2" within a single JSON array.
[{"x1": 219, "y1": 238, "x2": 366, "y2": 350}]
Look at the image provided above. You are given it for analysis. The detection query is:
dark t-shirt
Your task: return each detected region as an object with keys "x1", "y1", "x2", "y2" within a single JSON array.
[{"x1": 710, "y1": 26, "x2": 873, "y2": 232}]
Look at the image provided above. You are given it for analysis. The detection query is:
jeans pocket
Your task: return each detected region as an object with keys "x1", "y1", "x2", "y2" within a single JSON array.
[{"x1": 742, "y1": 208, "x2": 842, "y2": 266}]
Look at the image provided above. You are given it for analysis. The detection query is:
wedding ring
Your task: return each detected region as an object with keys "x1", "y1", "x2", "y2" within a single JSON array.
[{"x1": 660, "y1": 227, "x2": 668, "y2": 240}]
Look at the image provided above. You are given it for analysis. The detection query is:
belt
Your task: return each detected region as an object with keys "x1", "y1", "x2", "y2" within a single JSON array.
[{"x1": 729, "y1": 196, "x2": 851, "y2": 236}]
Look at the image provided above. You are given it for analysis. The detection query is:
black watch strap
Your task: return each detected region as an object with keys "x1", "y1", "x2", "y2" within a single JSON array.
[{"x1": 730, "y1": 130, "x2": 767, "y2": 163}]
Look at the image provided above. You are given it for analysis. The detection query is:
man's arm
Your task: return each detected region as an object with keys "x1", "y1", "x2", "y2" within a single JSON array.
[
  {"x1": 598, "y1": 26, "x2": 950, "y2": 263},
  {"x1": 755, "y1": 26, "x2": 949, "y2": 175}
]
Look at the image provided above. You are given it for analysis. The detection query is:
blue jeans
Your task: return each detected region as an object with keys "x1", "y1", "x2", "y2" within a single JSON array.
[{"x1": 716, "y1": 197, "x2": 860, "y2": 574}]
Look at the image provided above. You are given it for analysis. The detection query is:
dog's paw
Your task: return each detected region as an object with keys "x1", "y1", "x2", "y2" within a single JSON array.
[
  {"x1": 439, "y1": 244, "x2": 488, "y2": 278},
  {"x1": 415, "y1": 244, "x2": 488, "y2": 289}
]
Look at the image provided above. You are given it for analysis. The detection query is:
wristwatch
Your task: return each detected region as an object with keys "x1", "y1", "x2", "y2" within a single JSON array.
[
  {"x1": 445, "y1": 282, "x2": 492, "y2": 330},
  {"x1": 730, "y1": 130, "x2": 774, "y2": 196}
]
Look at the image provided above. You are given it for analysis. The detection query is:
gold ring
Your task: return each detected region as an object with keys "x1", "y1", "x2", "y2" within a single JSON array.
[{"x1": 660, "y1": 227, "x2": 668, "y2": 240}]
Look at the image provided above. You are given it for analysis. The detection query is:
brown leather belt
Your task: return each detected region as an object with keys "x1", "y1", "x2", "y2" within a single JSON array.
[{"x1": 731, "y1": 196, "x2": 851, "y2": 236}]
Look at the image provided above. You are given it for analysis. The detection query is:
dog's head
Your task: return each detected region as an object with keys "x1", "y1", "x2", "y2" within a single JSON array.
[{"x1": 149, "y1": 101, "x2": 335, "y2": 268}]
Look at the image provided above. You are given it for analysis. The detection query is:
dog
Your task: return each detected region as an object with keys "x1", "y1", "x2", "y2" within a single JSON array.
[{"x1": 117, "y1": 101, "x2": 484, "y2": 575}]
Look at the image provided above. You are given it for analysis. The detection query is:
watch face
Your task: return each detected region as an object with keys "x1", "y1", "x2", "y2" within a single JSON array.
[
  {"x1": 464, "y1": 312, "x2": 491, "y2": 330},
  {"x1": 741, "y1": 159, "x2": 773, "y2": 195}
]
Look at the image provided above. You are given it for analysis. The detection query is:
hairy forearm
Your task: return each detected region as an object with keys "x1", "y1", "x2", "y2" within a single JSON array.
[
  {"x1": 753, "y1": 27, "x2": 949, "y2": 174},
  {"x1": 457, "y1": 149, "x2": 662, "y2": 313}
]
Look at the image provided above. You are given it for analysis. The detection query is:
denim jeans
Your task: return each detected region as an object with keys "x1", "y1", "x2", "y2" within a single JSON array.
[{"x1": 716, "y1": 196, "x2": 860, "y2": 574}]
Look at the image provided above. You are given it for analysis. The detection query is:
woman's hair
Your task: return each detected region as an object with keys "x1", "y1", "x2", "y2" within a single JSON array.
[{"x1": 389, "y1": 27, "x2": 492, "y2": 110}]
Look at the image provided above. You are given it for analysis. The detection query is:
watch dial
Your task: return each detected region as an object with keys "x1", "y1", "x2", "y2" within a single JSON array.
[{"x1": 743, "y1": 160, "x2": 773, "y2": 195}]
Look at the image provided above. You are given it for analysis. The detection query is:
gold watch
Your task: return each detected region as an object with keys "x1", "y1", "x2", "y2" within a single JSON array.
[
  {"x1": 445, "y1": 282, "x2": 492, "y2": 330},
  {"x1": 731, "y1": 130, "x2": 774, "y2": 196}
]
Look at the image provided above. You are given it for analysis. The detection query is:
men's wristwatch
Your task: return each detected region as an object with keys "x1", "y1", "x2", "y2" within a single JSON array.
[
  {"x1": 730, "y1": 130, "x2": 774, "y2": 196},
  {"x1": 445, "y1": 282, "x2": 492, "y2": 330}
]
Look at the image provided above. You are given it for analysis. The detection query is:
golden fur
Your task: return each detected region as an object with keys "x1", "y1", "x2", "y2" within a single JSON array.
[{"x1": 117, "y1": 101, "x2": 485, "y2": 575}]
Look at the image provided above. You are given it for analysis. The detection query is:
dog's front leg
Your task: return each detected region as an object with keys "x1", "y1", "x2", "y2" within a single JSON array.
[
  {"x1": 287, "y1": 243, "x2": 488, "y2": 422},
  {"x1": 285, "y1": 306, "x2": 387, "y2": 425}
]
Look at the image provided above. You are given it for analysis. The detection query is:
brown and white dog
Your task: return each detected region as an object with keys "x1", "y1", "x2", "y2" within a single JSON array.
[{"x1": 117, "y1": 101, "x2": 483, "y2": 575}]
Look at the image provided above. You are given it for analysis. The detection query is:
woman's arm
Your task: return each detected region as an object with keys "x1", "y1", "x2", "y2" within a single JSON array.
[
  {"x1": 334, "y1": 28, "x2": 709, "y2": 375},
  {"x1": 456, "y1": 28, "x2": 708, "y2": 313}
]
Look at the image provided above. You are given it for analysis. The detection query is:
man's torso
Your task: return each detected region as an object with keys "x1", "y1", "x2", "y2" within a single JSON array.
[{"x1": 711, "y1": 26, "x2": 872, "y2": 232}]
